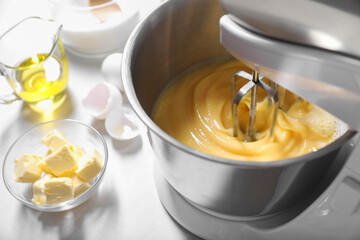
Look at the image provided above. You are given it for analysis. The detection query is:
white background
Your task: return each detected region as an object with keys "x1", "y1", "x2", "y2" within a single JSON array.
[{"x1": 0, "y1": 0, "x2": 201, "y2": 239}]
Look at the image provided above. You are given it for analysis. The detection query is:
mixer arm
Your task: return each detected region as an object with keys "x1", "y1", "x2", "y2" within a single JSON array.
[
  {"x1": 219, "y1": 0, "x2": 360, "y2": 60},
  {"x1": 220, "y1": 15, "x2": 360, "y2": 131}
]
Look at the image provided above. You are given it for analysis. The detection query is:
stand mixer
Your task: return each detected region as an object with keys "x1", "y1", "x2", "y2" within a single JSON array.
[
  {"x1": 159, "y1": 1, "x2": 360, "y2": 239},
  {"x1": 122, "y1": 0, "x2": 360, "y2": 239},
  {"x1": 213, "y1": 1, "x2": 360, "y2": 238}
]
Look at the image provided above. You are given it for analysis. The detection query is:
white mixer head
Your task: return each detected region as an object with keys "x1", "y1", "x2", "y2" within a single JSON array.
[{"x1": 220, "y1": 0, "x2": 360, "y2": 131}]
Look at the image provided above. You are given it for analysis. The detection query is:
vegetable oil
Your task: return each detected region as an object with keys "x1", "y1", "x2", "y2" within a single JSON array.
[{"x1": 11, "y1": 53, "x2": 68, "y2": 111}]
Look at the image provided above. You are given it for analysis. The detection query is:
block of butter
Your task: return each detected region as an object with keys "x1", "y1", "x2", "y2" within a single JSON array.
[
  {"x1": 37, "y1": 156, "x2": 53, "y2": 175},
  {"x1": 62, "y1": 172, "x2": 91, "y2": 197},
  {"x1": 38, "y1": 145, "x2": 85, "y2": 175},
  {"x1": 41, "y1": 129, "x2": 72, "y2": 152},
  {"x1": 71, "y1": 145, "x2": 86, "y2": 161},
  {"x1": 44, "y1": 177, "x2": 74, "y2": 205},
  {"x1": 76, "y1": 149, "x2": 104, "y2": 182},
  {"x1": 32, "y1": 176, "x2": 74, "y2": 205},
  {"x1": 15, "y1": 154, "x2": 43, "y2": 183},
  {"x1": 44, "y1": 145, "x2": 77, "y2": 176},
  {"x1": 32, "y1": 174, "x2": 53, "y2": 205}
]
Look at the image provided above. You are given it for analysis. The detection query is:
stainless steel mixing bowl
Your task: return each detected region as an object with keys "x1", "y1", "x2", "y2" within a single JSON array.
[{"x1": 122, "y1": 0, "x2": 355, "y2": 218}]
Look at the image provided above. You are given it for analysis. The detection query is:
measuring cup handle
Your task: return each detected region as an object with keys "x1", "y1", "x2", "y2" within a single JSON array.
[
  {"x1": 0, "y1": 94, "x2": 20, "y2": 104},
  {"x1": 0, "y1": 72, "x2": 20, "y2": 104}
]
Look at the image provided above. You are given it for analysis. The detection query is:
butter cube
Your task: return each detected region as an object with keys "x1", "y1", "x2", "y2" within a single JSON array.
[
  {"x1": 41, "y1": 129, "x2": 72, "y2": 152},
  {"x1": 32, "y1": 174, "x2": 53, "y2": 205},
  {"x1": 43, "y1": 177, "x2": 74, "y2": 204},
  {"x1": 76, "y1": 149, "x2": 103, "y2": 182},
  {"x1": 71, "y1": 144, "x2": 85, "y2": 160},
  {"x1": 37, "y1": 156, "x2": 53, "y2": 175},
  {"x1": 62, "y1": 172, "x2": 91, "y2": 197},
  {"x1": 44, "y1": 145, "x2": 77, "y2": 176},
  {"x1": 15, "y1": 154, "x2": 43, "y2": 183},
  {"x1": 38, "y1": 145, "x2": 84, "y2": 175},
  {"x1": 32, "y1": 175, "x2": 75, "y2": 205}
]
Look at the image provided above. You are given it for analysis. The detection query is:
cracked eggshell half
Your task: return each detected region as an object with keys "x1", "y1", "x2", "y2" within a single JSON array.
[
  {"x1": 105, "y1": 107, "x2": 144, "y2": 141},
  {"x1": 82, "y1": 82, "x2": 123, "y2": 119}
]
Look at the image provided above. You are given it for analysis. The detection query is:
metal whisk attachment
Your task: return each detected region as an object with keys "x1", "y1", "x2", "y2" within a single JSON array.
[{"x1": 231, "y1": 70, "x2": 279, "y2": 142}]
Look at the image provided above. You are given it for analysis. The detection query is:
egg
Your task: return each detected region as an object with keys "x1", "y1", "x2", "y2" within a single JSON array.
[
  {"x1": 101, "y1": 53, "x2": 123, "y2": 91},
  {"x1": 105, "y1": 107, "x2": 145, "y2": 141},
  {"x1": 82, "y1": 82, "x2": 123, "y2": 119}
]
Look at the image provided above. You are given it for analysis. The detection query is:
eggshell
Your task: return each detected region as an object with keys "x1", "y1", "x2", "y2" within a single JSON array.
[
  {"x1": 101, "y1": 53, "x2": 123, "y2": 91},
  {"x1": 82, "y1": 82, "x2": 123, "y2": 119},
  {"x1": 105, "y1": 107, "x2": 144, "y2": 141}
]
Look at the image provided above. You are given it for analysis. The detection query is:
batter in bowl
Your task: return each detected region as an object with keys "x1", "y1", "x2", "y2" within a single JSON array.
[{"x1": 152, "y1": 59, "x2": 339, "y2": 161}]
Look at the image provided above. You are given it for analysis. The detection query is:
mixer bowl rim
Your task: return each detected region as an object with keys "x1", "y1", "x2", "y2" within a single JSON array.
[{"x1": 122, "y1": 0, "x2": 356, "y2": 169}]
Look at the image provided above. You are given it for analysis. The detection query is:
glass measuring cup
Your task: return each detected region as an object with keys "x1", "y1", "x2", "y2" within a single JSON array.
[{"x1": 0, "y1": 17, "x2": 68, "y2": 112}]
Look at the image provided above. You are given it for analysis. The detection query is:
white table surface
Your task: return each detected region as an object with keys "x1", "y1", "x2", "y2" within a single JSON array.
[{"x1": 0, "y1": 0, "x2": 201, "y2": 239}]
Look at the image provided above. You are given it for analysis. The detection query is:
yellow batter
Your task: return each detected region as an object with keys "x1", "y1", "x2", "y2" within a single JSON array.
[{"x1": 152, "y1": 59, "x2": 339, "y2": 161}]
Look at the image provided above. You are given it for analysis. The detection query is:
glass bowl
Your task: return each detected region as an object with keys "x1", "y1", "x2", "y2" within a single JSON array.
[{"x1": 2, "y1": 119, "x2": 108, "y2": 212}]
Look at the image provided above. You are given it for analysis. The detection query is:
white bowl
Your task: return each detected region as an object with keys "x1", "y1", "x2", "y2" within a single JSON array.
[{"x1": 48, "y1": 0, "x2": 140, "y2": 57}]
